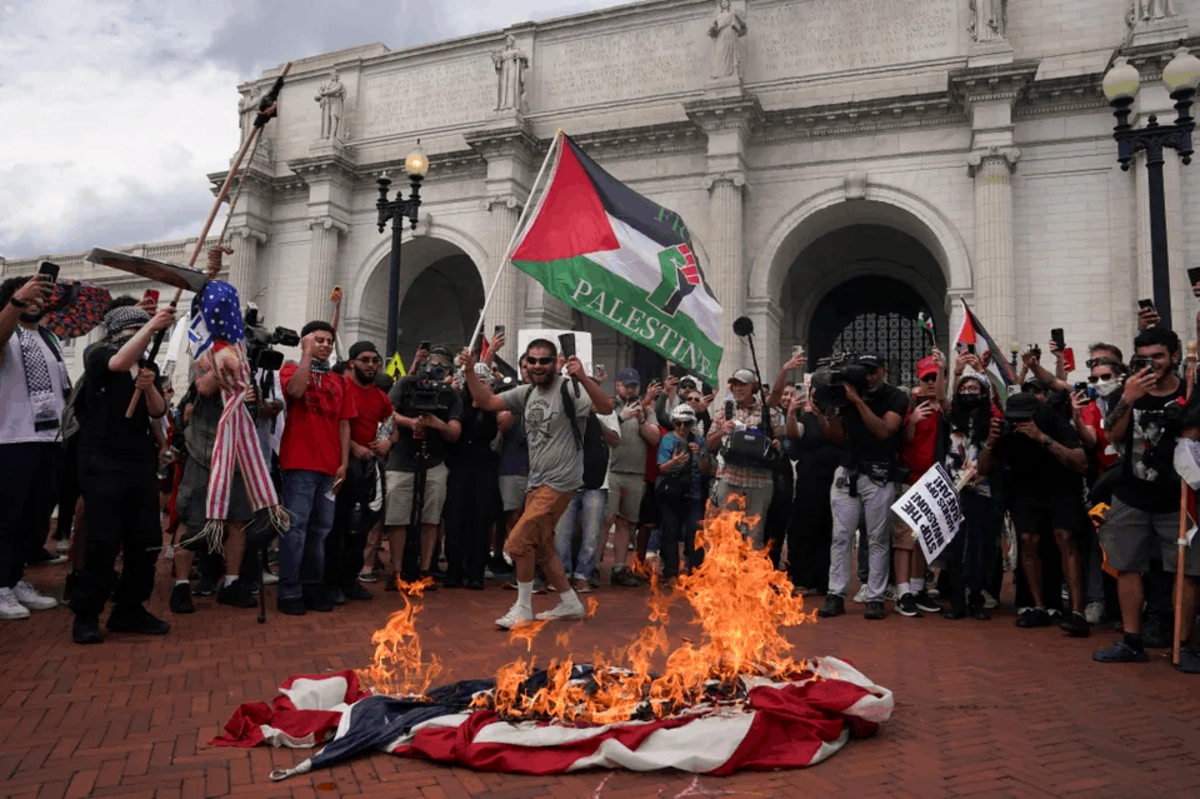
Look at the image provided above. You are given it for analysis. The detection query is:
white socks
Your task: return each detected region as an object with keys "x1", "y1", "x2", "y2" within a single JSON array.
[
  {"x1": 174, "y1": 580, "x2": 189, "y2": 587},
  {"x1": 224, "y1": 575, "x2": 237, "y2": 587},
  {"x1": 909, "y1": 577, "x2": 924, "y2": 594},
  {"x1": 558, "y1": 589, "x2": 580, "y2": 607},
  {"x1": 517, "y1": 581, "x2": 534, "y2": 610}
]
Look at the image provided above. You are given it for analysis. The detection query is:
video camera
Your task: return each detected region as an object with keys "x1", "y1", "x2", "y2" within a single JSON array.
[
  {"x1": 812, "y1": 351, "x2": 870, "y2": 410},
  {"x1": 243, "y1": 305, "x2": 300, "y2": 372},
  {"x1": 397, "y1": 358, "x2": 458, "y2": 416}
]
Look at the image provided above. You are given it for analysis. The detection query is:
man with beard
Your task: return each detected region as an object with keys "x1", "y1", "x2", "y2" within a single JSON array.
[
  {"x1": 462, "y1": 340, "x2": 611, "y2": 628},
  {"x1": 326, "y1": 341, "x2": 394, "y2": 603},
  {"x1": 0, "y1": 275, "x2": 69, "y2": 620}
]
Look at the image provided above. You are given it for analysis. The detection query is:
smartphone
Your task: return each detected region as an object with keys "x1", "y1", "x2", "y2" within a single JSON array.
[
  {"x1": 669, "y1": 362, "x2": 688, "y2": 379},
  {"x1": 418, "y1": 340, "x2": 431, "y2": 352},
  {"x1": 1050, "y1": 328, "x2": 1065, "y2": 350},
  {"x1": 143, "y1": 288, "x2": 160, "y2": 305},
  {"x1": 494, "y1": 324, "x2": 505, "y2": 340},
  {"x1": 966, "y1": 343, "x2": 976, "y2": 355},
  {"x1": 37, "y1": 261, "x2": 60, "y2": 282},
  {"x1": 1062, "y1": 347, "x2": 1075, "y2": 372},
  {"x1": 1138, "y1": 298, "x2": 1156, "y2": 312},
  {"x1": 557, "y1": 333, "x2": 576, "y2": 360},
  {"x1": 1189, "y1": 267, "x2": 1200, "y2": 295},
  {"x1": 792, "y1": 344, "x2": 805, "y2": 358}
]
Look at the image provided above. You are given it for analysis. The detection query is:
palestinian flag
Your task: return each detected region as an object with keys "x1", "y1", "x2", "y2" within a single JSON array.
[
  {"x1": 954, "y1": 299, "x2": 1018, "y2": 398},
  {"x1": 510, "y1": 132, "x2": 722, "y2": 382}
]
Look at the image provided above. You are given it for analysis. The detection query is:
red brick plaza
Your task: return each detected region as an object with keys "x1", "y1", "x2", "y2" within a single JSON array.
[{"x1": 3, "y1": 561, "x2": 1198, "y2": 799}]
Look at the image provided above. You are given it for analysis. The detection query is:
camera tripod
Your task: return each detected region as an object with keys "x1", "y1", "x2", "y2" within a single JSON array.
[{"x1": 401, "y1": 437, "x2": 430, "y2": 583}]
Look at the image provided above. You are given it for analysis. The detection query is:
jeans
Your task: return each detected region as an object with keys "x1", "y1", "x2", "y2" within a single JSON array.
[
  {"x1": 554, "y1": 488, "x2": 607, "y2": 581},
  {"x1": 660, "y1": 494, "x2": 704, "y2": 578},
  {"x1": 280, "y1": 470, "x2": 335, "y2": 600},
  {"x1": 829, "y1": 468, "x2": 895, "y2": 602}
]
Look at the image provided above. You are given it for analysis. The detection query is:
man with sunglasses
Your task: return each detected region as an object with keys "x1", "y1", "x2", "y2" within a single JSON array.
[{"x1": 325, "y1": 342, "x2": 393, "y2": 603}]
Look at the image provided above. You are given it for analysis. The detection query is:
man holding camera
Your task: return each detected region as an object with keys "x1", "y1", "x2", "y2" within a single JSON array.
[
  {"x1": 1094, "y1": 327, "x2": 1200, "y2": 668},
  {"x1": 605, "y1": 368, "x2": 661, "y2": 587},
  {"x1": 706, "y1": 368, "x2": 786, "y2": 548},
  {"x1": 384, "y1": 346, "x2": 462, "y2": 587},
  {"x1": 818, "y1": 353, "x2": 908, "y2": 621},
  {"x1": 979, "y1": 389, "x2": 1090, "y2": 635},
  {"x1": 277, "y1": 321, "x2": 356, "y2": 615},
  {"x1": 462, "y1": 339, "x2": 610, "y2": 628}
]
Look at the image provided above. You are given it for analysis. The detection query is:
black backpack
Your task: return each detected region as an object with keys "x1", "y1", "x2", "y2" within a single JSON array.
[{"x1": 581, "y1": 414, "x2": 610, "y2": 490}]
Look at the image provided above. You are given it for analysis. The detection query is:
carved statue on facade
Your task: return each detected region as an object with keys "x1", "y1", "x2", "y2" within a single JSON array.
[
  {"x1": 708, "y1": 0, "x2": 747, "y2": 80},
  {"x1": 1131, "y1": 0, "x2": 1177, "y2": 24},
  {"x1": 492, "y1": 35, "x2": 528, "y2": 112},
  {"x1": 315, "y1": 68, "x2": 346, "y2": 140},
  {"x1": 968, "y1": 0, "x2": 1007, "y2": 43},
  {"x1": 237, "y1": 87, "x2": 262, "y2": 144}
]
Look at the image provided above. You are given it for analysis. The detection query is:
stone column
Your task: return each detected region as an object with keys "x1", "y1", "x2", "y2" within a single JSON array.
[
  {"x1": 483, "y1": 194, "x2": 523, "y2": 342},
  {"x1": 967, "y1": 146, "x2": 1020, "y2": 350},
  {"x1": 704, "y1": 172, "x2": 747, "y2": 381},
  {"x1": 227, "y1": 227, "x2": 267, "y2": 300},
  {"x1": 306, "y1": 216, "x2": 348, "y2": 322}
]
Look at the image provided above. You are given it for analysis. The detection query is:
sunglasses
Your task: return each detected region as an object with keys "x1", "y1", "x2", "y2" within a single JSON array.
[
  {"x1": 919, "y1": 375, "x2": 938, "y2": 383},
  {"x1": 1088, "y1": 374, "x2": 1116, "y2": 383},
  {"x1": 527, "y1": 356, "x2": 555, "y2": 366},
  {"x1": 356, "y1": 356, "x2": 382, "y2": 364}
]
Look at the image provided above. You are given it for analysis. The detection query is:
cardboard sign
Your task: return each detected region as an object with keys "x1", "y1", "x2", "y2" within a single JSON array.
[{"x1": 891, "y1": 463, "x2": 964, "y2": 564}]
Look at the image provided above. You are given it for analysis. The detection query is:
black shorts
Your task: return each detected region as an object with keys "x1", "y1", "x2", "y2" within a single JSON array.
[
  {"x1": 638, "y1": 480, "x2": 659, "y2": 527},
  {"x1": 1009, "y1": 494, "x2": 1079, "y2": 536}
]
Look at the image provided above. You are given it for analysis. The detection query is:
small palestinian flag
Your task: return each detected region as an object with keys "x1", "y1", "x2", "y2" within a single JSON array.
[
  {"x1": 510, "y1": 132, "x2": 722, "y2": 382},
  {"x1": 916, "y1": 312, "x2": 935, "y2": 345},
  {"x1": 954, "y1": 299, "x2": 1018, "y2": 398}
]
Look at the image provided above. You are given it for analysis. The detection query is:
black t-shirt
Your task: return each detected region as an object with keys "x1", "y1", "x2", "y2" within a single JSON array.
[
  {"x1": 387, "y1": 376, "x2": 464, "y2": 472},
  {"x1": 791, "y1": 411, "x2": 843, "y2": 484},
  {"x1": 993, "y1": 405, "x2": 1083, "y2": 500},
  {"x1": 80, "y1": 343, "x2": 160, "y2": 463},
  {"x1": 1113, "y1": 384, "x2": 1187, "y2": 513},
  {"x1": 840, "y1": 384, "x2": 909, "y2": 467},
  {"x1": 446, "y1": 400, "x2": 499, "y2": 470}
]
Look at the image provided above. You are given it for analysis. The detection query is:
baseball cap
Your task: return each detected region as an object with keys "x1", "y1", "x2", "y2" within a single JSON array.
[
  {"x1": 917, "y1": 356, "x2": 939, "y2": 380},
  {"x1": 1005, "y1": 392, "x2": 1039, "y2": 420},
  {"x1": 728, "y1": 368, "x2": 757, "y2": 385},
  {"x1": 857, "y1": 352, "x2": 887, "y2": 370},
  {"x1": 616, "y1": 367, "x2": 641, "y2": 385},
  {"x1": 670, "y1": 404, "x2": 697, "y2": 424}
]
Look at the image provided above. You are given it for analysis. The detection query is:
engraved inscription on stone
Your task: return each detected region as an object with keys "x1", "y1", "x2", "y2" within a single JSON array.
[
  {"x1": 362, "y1": 59, "x2": 494, "y2": 137},
  {"x1": 749, "y1": 0, "x2": 959, "y2": 80},
  {"x1": 536, "y1": 21, "x2": 706, "y2": 110}
]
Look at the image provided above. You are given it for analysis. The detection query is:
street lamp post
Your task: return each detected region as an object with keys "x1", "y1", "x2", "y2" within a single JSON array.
[
  {"x1": 1103, "y1": 48, "x2": 1200, "y2": 330},
  {"x1": 376, "y1": 142, "x2": 431, "y2": 360}
]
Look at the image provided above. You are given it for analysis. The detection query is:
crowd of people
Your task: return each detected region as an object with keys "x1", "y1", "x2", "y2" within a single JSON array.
[{"x1": 1, "y1": 270, "x2": 1197, "y2": 673}]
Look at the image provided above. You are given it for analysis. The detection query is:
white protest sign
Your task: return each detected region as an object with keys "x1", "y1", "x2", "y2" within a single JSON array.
[{"x1": 891, "y1": 463, "x2": 964, "y2": 564}]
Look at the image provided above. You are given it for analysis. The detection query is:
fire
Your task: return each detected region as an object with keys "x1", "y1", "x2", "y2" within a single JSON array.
[
  {"x1": 358, "y1": 577, "x2": 443, "y2": 697},
  {"x1": 508, "y1": 619, "x2": 549, "y2": 652}
]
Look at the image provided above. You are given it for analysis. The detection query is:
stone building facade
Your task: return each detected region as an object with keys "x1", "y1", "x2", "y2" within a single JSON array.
[{"x1": 6, "y1": 0, "x2": 1200, "y2": 388}]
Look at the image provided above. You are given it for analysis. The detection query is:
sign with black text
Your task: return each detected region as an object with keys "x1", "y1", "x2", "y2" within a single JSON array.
[{"x1": 891, "y1": 463, "x2": 963, "y2": 564}]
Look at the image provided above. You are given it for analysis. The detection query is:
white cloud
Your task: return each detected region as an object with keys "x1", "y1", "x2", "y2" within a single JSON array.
[{"x1": 0, "y1": 0, "x2": 631, "y2": 259}]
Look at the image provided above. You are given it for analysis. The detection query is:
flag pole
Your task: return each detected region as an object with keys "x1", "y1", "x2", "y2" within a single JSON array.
[
  {"x1": 466, "y1": 131, "x2": 563, "y2": 353},
  {"x1": 1174, "y1": 340, "x2": 1197, "y2": 665}
]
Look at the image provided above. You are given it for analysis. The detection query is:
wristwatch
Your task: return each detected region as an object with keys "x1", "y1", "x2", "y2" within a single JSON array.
[
  {"x1": 1041, "y1": 436, "x2": 1053, "y2": 448},
  {"x1": 8, "y1": 296, "x2": 29, "y2": 309}
]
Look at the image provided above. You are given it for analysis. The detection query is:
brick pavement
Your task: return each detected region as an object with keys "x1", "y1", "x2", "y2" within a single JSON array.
[{"x1": 3, "y1": 557, "x2": 1199, "y2": 799}]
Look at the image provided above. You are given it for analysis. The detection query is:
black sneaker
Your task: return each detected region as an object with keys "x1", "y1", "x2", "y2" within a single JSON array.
[
  {"x1": 1176, "y1": 645, "x2": 1200, "y2": 674},
  {"x1": 72, "y1": 617, "x2": 103, "y2": 645},
  {"x1": 611, "y1": 567, "x2": 641, "y2": 587},
  {"x1": 217, "y1": 581, "x2": 257, "y2": 609},
  {"x1": 28, "y1": 547, "x2": 67, "y2": 566},
  {"x1": 1059, "y1": 611, "x2": 1090, "y2": 637},
  {"x1": 969, "y1": 601, "x2": 990, "y2": 621},
  {"x1": 385, "y1": 574, "x2": 401, "y2": 592},
  {"x1": 302, "y1": 585, "x2": 333, "y2": 612},
  {"x1": 1016, "y1": 607, "x2": 1051, "y2": 628},
  {"x1": 277, "y1": 596, "x2": 306, "y2": 616},
  {"x1": 344, "y1": 583, "x2": 373, "y2": 601},
  {"x1": 817, "y1": 594, "x2": 845, "y2": 618},
  {"x1": 193, "y1": 578, "x2": 218, "y2": 597},
  {"x1": 1093, "y1": 640, "x2": 1148, "y2": 663},
  {"x1": 914, "y1": 590, "x2": 942, "y2": 614},
  {"x1": 944, "y1": 601, "x2": 967, "y2": 620},
  {"x1": 896, "y1": 593, "x2": 923, "y2": 617},
  {"x1": 864, "y1": 600, "x2": 886, "y2": 620},
  {"x1": 169, "y1": 583, "x2": 195, "y2": 614},
  {"x1": 466, "y1": 579, "x2": 485, "y2": 591},
  {"x1": 106, "y1": 605, "x2": 170, "y2": 635},
  {"x1": 443, "y1": 578, "x2": 463, "y2": 589},
  {"x1": 1142, "y1": 614, "x2": 1172, "y2": 648},
  {"x1": 326, "y1": 588, "x2": 347, "y2": 606}
]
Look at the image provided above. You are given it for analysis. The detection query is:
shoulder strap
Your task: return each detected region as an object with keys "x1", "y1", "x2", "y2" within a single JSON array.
[{"x1": 560, "y1": 379, "x2": 583, "y2": 451}]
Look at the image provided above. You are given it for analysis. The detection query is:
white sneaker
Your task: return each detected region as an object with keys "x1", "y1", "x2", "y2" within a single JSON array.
[
  {"x1": 536, "y1": 599, "x2": 586, "y2": 622},
  {"x1": 884, "y1": 584, "x2": 899, "y2": 602},
  {"x1": 0, "y1": 589, "x2": 31, "y2": 620},
  {"x1": 496, "y1": 602, "x2": 534, "y2": 630},
  {"x1": 852, "y1": 585, "x2": 868, "y2": 604},
  {"x1": 14, "y1": 581, "x2": 57, "y2": 611},
  {"x1": 982, "y1": 590, "x2": 999, "y2": 610},
  {"x1": 1084, "y1": 601, "x2": 1104, "y2": 625},
  {"x1": 261, "y1": 571, "x2": 279, "y2": 585}
]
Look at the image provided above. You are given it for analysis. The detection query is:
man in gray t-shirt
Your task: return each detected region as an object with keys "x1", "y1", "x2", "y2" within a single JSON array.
[{"x1": 463, "y1": 339, "x2": 611, "y2": 630}]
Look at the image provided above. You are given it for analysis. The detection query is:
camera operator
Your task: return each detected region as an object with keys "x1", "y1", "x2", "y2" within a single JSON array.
[
  {"x1": 277, "y1": 321, "x2": 356, "y2": 616},
  {"x1": 604, "y1": 368, "x2": 661, "y2": 587},
  {"x1": 1094, "y1": 327, "x2": 1199, "y2": 669},
  {"x1": 979, "y1": 387, "x2": 1090, "y2": 635},
  {"x1": 817, "y1": 353, "x2": 908, "y2": 621},
  {"x1": 70, "y1": 304, "x2": 176, "y2": 644},
  {"x1": 325, "y1": 341, "x2": 394, "y2": 604},
  {"x1": 384, "y1": 346, "x2": 462, "y2": 588},
  {"x1": 0, "y1": 274, "x2": 69, "y2": 621},
  {"x1": 462, "y1": 340, "x2": 610, "y2": 628},
  {"x1": 706, "y1": 368, "x2": 786, "y2": 548}
]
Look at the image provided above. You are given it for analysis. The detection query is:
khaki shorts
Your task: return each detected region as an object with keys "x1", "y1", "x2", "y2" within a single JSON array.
[
  {"x1": 504, "y1": 485, "x2": 574, "y2": 566},
  {"x1": 384, "y1": 463, "x2": 448, "y2": 527},
  {"x1": 1100, "y1": 497, "x2": 1200, "y2": 576},
  {"x1": 606, "y1": 472, "x2": 645, "y2": 523},
  {"x1": 893, "y1": 519, "x2": 917, "y2": 552}
]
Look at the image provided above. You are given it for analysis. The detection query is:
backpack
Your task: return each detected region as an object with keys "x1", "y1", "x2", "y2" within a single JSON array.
[
  {"x1": 581, "y1": 414, "x2": 610, "y2": 490},
  {"x1": 558, "y1": 379, "x2": 584, "y2": 452}
]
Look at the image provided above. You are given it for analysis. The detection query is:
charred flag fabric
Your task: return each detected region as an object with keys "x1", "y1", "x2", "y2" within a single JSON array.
[
  {"x1": 510, "y1": 132, "x2": 723, "y2": 383},
  {"x1": 214, "y1": 658, "x2": 892, "y2": 777}
]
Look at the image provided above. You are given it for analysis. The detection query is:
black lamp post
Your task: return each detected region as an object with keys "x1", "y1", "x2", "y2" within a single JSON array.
[
  {"x1": 376, "y1": 142, "x2": 430, "y2": 360},
  {"x1": 1103, "y1": 49, "x2": 1200, "y2": 331}
]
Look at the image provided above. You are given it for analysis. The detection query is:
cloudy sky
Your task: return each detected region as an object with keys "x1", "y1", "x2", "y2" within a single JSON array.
[{"x1": 0, "y1": 0, "x2": 630, "y2": 259}]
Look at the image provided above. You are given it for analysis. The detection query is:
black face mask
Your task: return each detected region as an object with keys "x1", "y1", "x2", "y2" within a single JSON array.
[{"x1": 956, "y1": 394, "x2": 982, "y2": 410}]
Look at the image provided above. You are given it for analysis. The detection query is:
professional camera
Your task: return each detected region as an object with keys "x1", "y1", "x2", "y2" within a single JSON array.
[
  {"x1": 243, "y1": 305, "x2": 300, "y2": 372},
  {"x1": 397, "y1": 359, "x2": 458, "y2": 416},
  {"x1": 812, "y1": 351, "x2": 870, "y2": 410}
]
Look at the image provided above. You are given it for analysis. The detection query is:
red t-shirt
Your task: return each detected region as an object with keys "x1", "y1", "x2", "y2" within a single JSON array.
[
  {"x1": 344, "y1": 379, "x2": 393, "y2": 447},
  {"x1": 1080, "y1": 401, "x2": 1117, "y2": 470},
  {"x1": 900, "y1": 410, "x2": 940, "y2": 484},
  {"x1": 279, "y1": 365, "x2": 357, "y2": 475}
]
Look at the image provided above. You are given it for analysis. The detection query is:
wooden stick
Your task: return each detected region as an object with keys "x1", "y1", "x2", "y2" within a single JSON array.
[{"x1": 1174, "y1": 340, "x2": 1197, "y2": 665}]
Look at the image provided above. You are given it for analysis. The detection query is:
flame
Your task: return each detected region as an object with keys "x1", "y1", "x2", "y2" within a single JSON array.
[
  {"x1": 358, "y1": 577, "x2": 442, "y2": 697},
  {"x1": 508, "y1": 619, "x2": 549, "y2": 652},
  {"x1": 555, "y1": 630, "x2": 572, "y2": 648}
]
